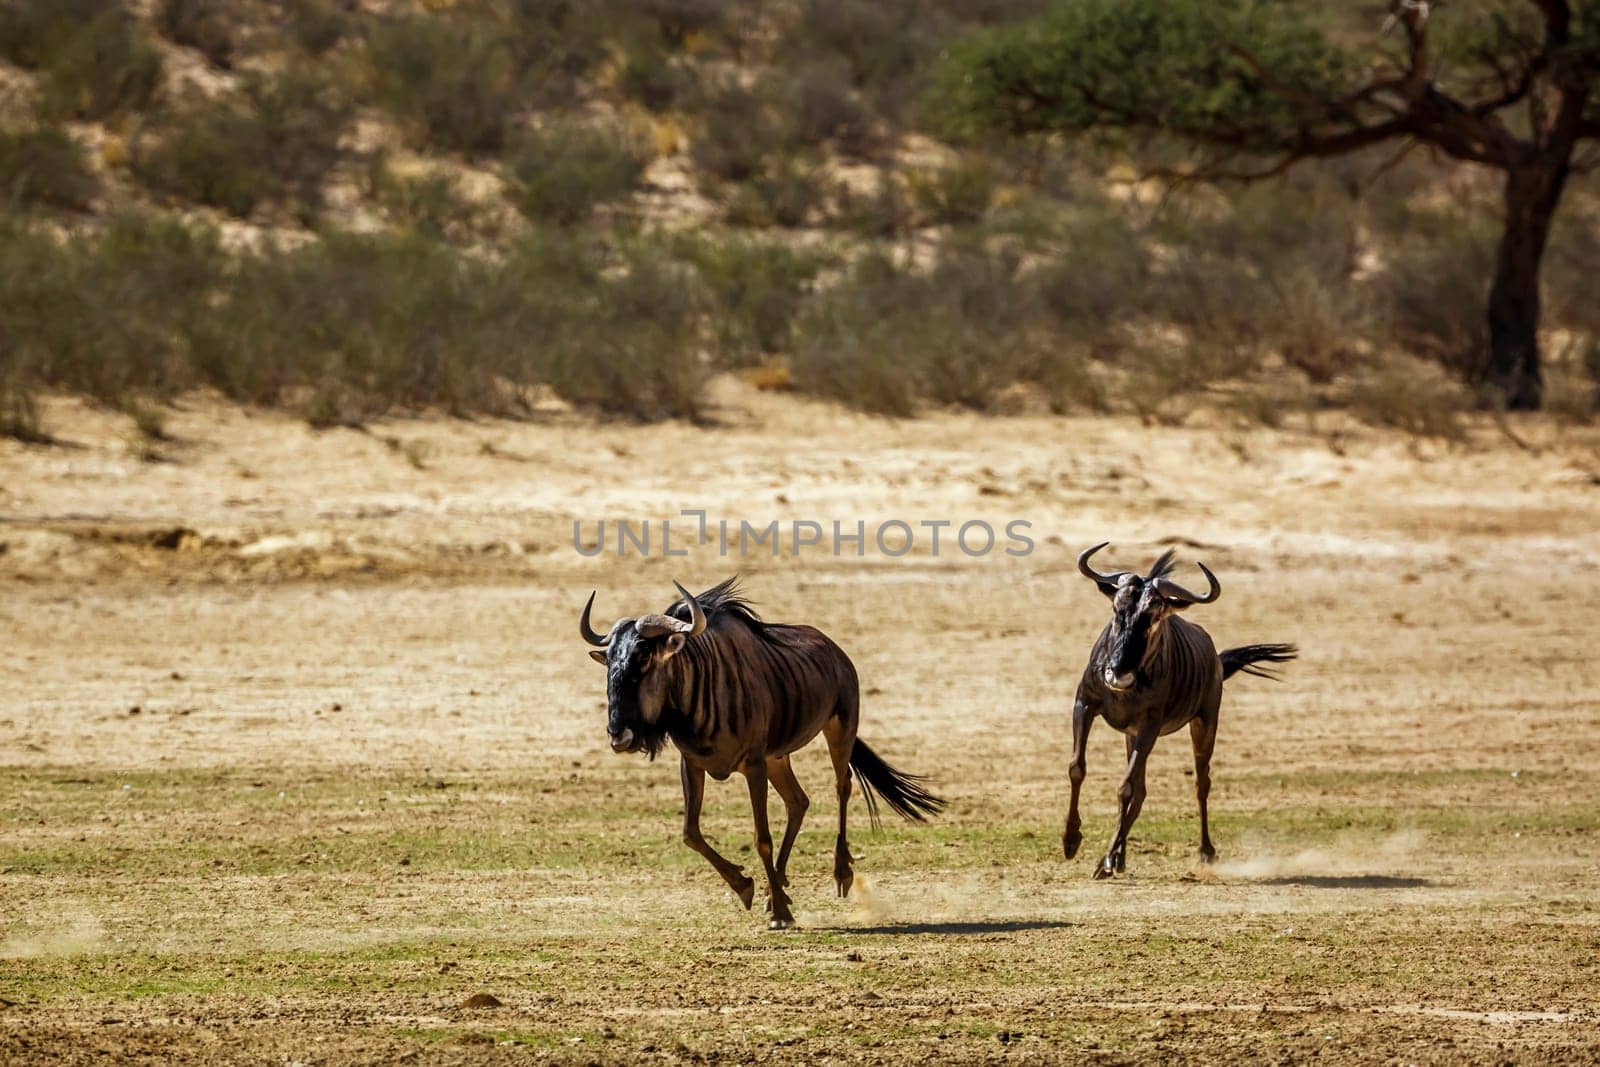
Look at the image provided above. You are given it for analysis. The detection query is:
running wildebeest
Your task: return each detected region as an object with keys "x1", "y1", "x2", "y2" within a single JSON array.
[
  {"x1": 1064, "y1": 543, "x2": 1296, "y2": 879},
  {"x1": 579, "y1": 578, "x2": 944, "y2": 928}
]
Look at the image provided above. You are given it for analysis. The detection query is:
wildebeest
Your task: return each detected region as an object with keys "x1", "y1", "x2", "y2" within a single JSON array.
[
  {"x1": 1064, "y1": 543, "x2": 1296, "y2": 878},
  {"x1": 579, "y1": 578, "x2": 944, "y2": 928}
]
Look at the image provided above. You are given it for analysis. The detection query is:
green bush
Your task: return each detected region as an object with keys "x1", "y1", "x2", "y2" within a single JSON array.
[
  {"x1": 725, "y1": 155, "x2": 836, "y2": 228},
  {"x1": 284, "y1": 0, "x2": 352, "y2": 57},
  {"x1": 784, "y1": 59, "x2": 880, "y2": 156},
  {"x1": 792, "y1": 245, "x2": 1043, "y2": 414},
  {"x1": 365, "y1": 15, "x2": 520, "y2": 156},
  {"x1": 0, "y1": 0, "x2": 164, "y2": 121},
  {"x1": 907, "y1": 159, "x2": 997, "y2": 224},
  {"x1": 155, "y1": 0, "x2": 237, "y2": 69},
  {"x1": 134, "y1": 68, "x2": 350, "y2": 218},
  {"x1": 502, "y1": 121, "x2": 648, "y2": 225},
  {"x1": 0, "y1": 214, "x2": 223, "y2": 406},
  {"x1": 676, "y1": 234, "x2": 826, "y2": 363},
  {"x1": 1373, "y1": 207, "x2": 1496, "y2": 381},
  {"x1": 0, "y1": 126, "x2": 100, "y2": 211},
  {"x1": 617, "y1": 44, "x2": 690, "y2": 112},
  {"x1": 688, "y1": 77, "x2": 798, "y2": 183},
  {"x1": 543, "y1": 242, "x2": 710, "y2": 420},
  {"x1": 1344, "y1": 354, "x2": 1471, "y2": 440}
]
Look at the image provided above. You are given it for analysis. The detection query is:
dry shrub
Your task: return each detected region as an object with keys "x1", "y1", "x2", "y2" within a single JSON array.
[
  {"x1": 0, "y1": 126, "x2": 100, "y2": 211},
  {"x1": 1343, "y1": 353, "x2": 1471, "y2": 440},
  {"x1": 1155, "y1": 176, "x2": 1362, "y2": 375},
  {"x1": 907, "y1": 158, "x2": 997, "y2": 224},
  {"x1": 675, "y1": 234, "x2": 827, "y2": 364},
  {"x1": 544, "y1": 244, "x2": 711, "y2": 421},
  {"x1": 1369, "y1": 205, "x2": 1496, "y2": 382},
  {"x1": 832, "y1": 169, "x2": 916, "y2": 237},
  {"x1": 364, "y1": 15, "x2": 520, "y2": 156},
  {"x1": 134, "y1": 67, "x2": 350, "y2": 218},
  {"x1": 687, "y1": 77, "x2": 799, "y2": 183},
  {"x1": 792, "y1": 244, "x2": 1042, "y2": 414},
  {"x1": 155, "y1": 0, "x2": 238, "y2": 69},
  {"x1": 0, "y1": 374, "x2": 46, "y2": 442},
  {"x1": 0, "y1": 0, "x2": 163, "y2": 120},
  {"x1": 367, "y1": 156, "x2": 484, "y2": 242},
  {"x1": 784, "y1": 58, "x2": 882, "y2": 157},
  {"x1": 284, "y1": 0, "x2": 351, "y2": 56},
  {"x1": 503, "y1": 120, "x2": 649, "y2": 225},
  {"x1": 725, "y1": 155, "x2": 836, "y2": 228}
]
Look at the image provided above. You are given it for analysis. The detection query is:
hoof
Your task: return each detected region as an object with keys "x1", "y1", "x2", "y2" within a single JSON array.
[
  {"x1": 735, "y1": 877, "x2": 756, "y2": 910},
  {"x1": 1198, "y1": 848, "x2": 1216, "y2": 864},
  {"x1": 834, "y1": 870, "x2": 854, "y2": 898},
  {"x1": 1063, "y1": 829, "x2": 1082, "y2": 860},
  {"x1": 1092, "y1": 861, "x2": 1115, "y2": 881},
  {"x1": 768, "y1": 917, "x2": 794, "y2": 931}
]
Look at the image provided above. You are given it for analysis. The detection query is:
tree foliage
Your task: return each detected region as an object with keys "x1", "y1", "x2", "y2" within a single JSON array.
[{"x1": 935, "y1": 0, "x2": 1600, "y2": 409}]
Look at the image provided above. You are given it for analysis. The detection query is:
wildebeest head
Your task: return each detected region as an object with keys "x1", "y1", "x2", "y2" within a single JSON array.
[
  {"x1": 1078, "y1": 542, "x2": 1220, "y2": 692},
  {"x1": 579, "y1": 581, "x2": 705, "y2": 757}
]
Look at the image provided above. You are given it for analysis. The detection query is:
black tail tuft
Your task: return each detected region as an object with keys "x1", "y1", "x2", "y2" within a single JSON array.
[
  {"x1": 849, "y1": 739, "x2": 946, "y2": 831},
  {"x1": 1220, "y1": 643, "x2": 1298, "y2": 681}
]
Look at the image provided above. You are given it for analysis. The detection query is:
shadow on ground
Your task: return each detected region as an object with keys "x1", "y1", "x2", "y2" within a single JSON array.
[
  {"x1": 1254, "y1": 875, "x2": 1432, "y2": 889},
  {"x1": 828, "y1": 920, "x2": 1075, "y2": 936}
]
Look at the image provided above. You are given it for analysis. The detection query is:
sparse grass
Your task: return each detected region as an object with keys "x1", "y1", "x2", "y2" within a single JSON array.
[{"x1": 367, "y1": 155, "x2": 485, "y2": 242}]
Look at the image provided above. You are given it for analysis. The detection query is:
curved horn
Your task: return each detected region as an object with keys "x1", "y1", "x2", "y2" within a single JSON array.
[
  {"x1": 673, "y1": 580, "x2": 706, "y2": 637},
  {"x1": 578, "y1": 591, "x2": 613, "y2": 646},
  {"x1": 1077, "y1": 541, "x2": 1122, "y2": 585},
  {"x1": 1156, "y1": 561, "x2": 1222, "y2": 605},
  {"x1": 635, "y1": 582, "x2": 709, "y2": 639}
]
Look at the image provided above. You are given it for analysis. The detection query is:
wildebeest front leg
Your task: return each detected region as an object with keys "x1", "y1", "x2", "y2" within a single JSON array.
[
  {"x1": 765, "y1": 755, "x2": 808, "y2": 888},
  {"x1": 1095, "y1": 722, "x2": 1161, "y2": 879},
  {"x1": 1190, "y1": 714, "x2": 1218, "y2": 862},
  {"x1": 1063, "y1": 695, "x2": 1094, "y2": 860},
  {"x1": 680, "y1": 757, "x2": 755, "y2": 909},
  {"x1": 744, "y1": 759, "x2": 794, "y2": 929}
]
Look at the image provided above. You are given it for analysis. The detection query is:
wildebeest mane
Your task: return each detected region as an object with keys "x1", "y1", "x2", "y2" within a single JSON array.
[
  {"x1": 1147, "y1": 548, "x2": 1178, "y2": 580},
  {"x1": 665, "y1": 576, "x2": 773, "y2": 639}
]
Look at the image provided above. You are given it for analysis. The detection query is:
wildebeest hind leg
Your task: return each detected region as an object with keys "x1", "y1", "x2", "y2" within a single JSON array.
[
  {"x1": 1190, "y1": 714, "x2": 1218, "y2": 862},
  {"x1": 766, "y1": 755, "x2": 808, "y2": 888},
  {"x1": 744, "y1": 759, "x2": 794, "y2": 929},
  {"x1": 680, "y1": 757, "x2": 755, "y2": 909},
  {"x1": 1063, "y1": 696, "x2": 1093, "y2": 860},
  {"x1": 823, "y1": 714, "x2": 856, "y2": 898}
]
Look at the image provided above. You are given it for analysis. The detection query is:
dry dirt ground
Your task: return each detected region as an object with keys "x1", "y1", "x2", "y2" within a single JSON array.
[{"x1": 3, "y1": 385, "x2": 1600, "y2": 1064}]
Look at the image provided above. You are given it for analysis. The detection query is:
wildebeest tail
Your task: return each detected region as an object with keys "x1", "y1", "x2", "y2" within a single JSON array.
[
  {"x1": 849, "y1": 739, "x2": 946, "y2": 830},
  {"x1": 1220, "y1": 643, "x2": 1298, "y2": 680}
]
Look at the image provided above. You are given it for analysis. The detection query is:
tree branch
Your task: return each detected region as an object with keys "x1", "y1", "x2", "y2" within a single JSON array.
[{"x1": 1139, "y1": 115, "x2": 1418, "y2": 184}]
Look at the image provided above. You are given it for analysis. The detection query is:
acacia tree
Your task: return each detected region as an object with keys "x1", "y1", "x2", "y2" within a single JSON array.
[{"x1": 937, "y1": 0, "x2": 1600, "y2": 409}]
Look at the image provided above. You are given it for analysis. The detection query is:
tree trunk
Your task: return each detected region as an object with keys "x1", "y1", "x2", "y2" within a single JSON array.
[{"x1": 1486, "y1": 157, "x2": 1570, "y2": 411}]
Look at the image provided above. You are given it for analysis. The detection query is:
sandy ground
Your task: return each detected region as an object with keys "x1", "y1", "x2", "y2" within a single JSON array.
[{"x1": 3, "y1": 384, "x2": 1600, "y2": 1064}]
